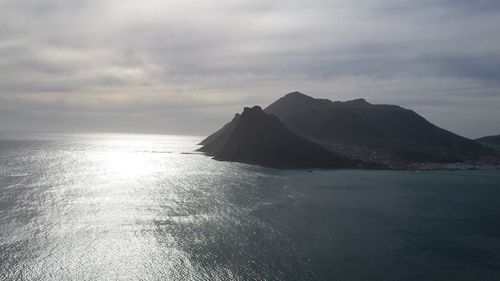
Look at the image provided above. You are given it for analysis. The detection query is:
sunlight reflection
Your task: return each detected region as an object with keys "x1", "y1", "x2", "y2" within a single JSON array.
[
  {"x1": 86, "y1": 134, "x2": 201, "y2": 180},
  {"x1": 100, "y1": 150, "x2": 153, "y2": 178}
]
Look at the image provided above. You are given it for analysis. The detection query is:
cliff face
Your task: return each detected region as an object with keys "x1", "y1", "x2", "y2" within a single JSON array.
[{"x1": 198, "y1": 106, "x2": 355, "y2": 169}]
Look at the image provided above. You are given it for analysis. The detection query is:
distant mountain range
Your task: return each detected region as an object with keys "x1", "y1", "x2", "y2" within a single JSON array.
[{"x1": 199, "y1": 92, "x2": 498, "y2": 169}]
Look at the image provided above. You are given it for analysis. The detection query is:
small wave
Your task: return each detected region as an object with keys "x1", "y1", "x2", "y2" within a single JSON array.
[
  {"x1": 7, "y1": 173, "x2": 32, "y2": 177},
  {"x1": 134, "y1": 150, "x2": 173, "y2": 154}
]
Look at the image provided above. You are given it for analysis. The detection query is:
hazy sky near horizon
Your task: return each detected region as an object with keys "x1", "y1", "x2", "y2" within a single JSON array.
[{"x1": 1, "y1": 0, "x2": 499, "y2": 138}]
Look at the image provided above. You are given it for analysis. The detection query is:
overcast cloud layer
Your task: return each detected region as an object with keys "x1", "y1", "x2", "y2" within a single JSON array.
[{"x1": 1, "y1": 0, "x2": 499, "y2": 137}]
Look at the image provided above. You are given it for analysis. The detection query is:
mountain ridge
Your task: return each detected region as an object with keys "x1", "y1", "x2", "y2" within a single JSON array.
[
  {"x1": 198, "y1": 91, "x2": 496, "y2": 169},
  {"x1": 264, "y1": 92, "x2": 491, "y2": 164},
  {"x1": 476, "y1": 134, "x2": 500, "y2": 145},
  {"x1": 198, "y1": 105, "x2": 357, "y2": 169},
  {"x1": 475, "y1": 135, "x2": 500, "y2": 152}
]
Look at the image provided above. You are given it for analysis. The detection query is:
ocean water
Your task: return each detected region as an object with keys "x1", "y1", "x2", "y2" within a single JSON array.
[{"x1": 0, "y1": 132, "x2": 499, "y2": 281}]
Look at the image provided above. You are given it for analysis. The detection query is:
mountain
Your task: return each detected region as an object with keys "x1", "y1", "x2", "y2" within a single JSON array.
[
  {"x1": 264, "y1": 92, "x2": 491, "y2": 163},
  {"x1": 476, "y1": 135, "x2": 500, "y2": 145},
  {"x1": 198, "y1": 106, "x2": 356, "y2": 169},
  {"x1": 198, "y1": 113, "x2": 241, "y2": 155},
  {"x1": 476, "y1": 135, "x2": 500, "y2": 150}
]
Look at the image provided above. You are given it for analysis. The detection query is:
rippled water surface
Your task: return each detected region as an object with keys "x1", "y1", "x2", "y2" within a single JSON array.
[{"x1": 1, "y1": 132, "x2": 499, "y2": 281}]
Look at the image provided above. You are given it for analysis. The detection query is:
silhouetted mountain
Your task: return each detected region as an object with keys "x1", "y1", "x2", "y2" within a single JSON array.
[
  {"x1": 265, "y1": 92, "x2": 491, "y2": 163},
  {"x1": 476, "y1": 135, "x2": 500, "y2": 145},
  {"x1": 198, "y1": 106, "x2": 355, "y2": 169},
  {"x1": 198, "y1": 113, "x2": 241, "y2": 155},
  {"x1": 476, "y1": 135, "x2": 500, "y2": 150}
]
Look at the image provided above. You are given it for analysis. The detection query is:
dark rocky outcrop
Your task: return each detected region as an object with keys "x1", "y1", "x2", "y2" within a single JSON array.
[
  {"x1": 198, "y1": 92, "x2": 497, "y2": 169},
  {"x1": 198, "y1": 113, "x2": 241, "y2": 155},
  {"x1": 198, "y1": 106, "x2": 355, "y2": 169}
]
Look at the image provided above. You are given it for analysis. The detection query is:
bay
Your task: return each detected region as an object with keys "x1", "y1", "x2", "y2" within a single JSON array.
[{"x1": 1, "y1": 132, "x2": 499, "y2": 281}]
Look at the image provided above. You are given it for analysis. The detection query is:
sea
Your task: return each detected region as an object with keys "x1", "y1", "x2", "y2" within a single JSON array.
[{"x1": 0, "y1": 132, "x2": 499, "y2": 281}]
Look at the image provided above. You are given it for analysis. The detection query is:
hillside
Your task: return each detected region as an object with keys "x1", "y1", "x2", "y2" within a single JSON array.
[
  {"x1": 476, "y1": 135, "x2": 500, "y2": 151},
  {"x1": 265, "y1": 92, "x2": 491, "y2": 163},
  {"x1": 198, "y1": 106, "x2": 356, "y2": 169}
]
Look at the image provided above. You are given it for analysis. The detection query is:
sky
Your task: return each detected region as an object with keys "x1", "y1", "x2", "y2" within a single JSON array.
[{"x1": 0, "y1": 0, "x2": 499, "y2": 138}]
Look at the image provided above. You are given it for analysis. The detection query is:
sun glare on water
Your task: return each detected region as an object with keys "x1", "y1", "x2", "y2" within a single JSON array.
[
  {"x1": 85, "y1": 134, "x2": 199, "y2": 180},
  {"x1": 99, "y1": 147, "x2": 156, "y2": 179}
]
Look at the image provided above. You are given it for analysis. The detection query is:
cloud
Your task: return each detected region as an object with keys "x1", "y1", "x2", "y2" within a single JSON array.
[{"x1": 0, "y1": 0, "x2": 499, "y2": 137}]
